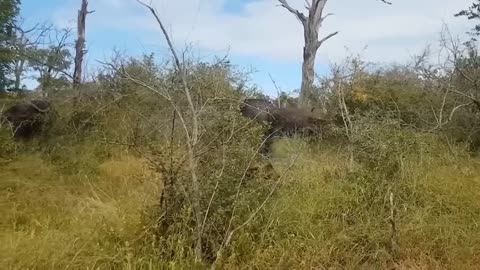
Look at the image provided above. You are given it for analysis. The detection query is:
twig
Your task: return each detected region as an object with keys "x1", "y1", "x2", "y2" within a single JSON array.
[
  {"x1": 137, "y1": 0, "x2": 204, "y2": 261},
  {"x1": 388, "y1": 191, "x2": 398, "y2": 259}
]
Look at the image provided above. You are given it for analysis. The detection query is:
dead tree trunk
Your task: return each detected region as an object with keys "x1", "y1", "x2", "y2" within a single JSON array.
[
  {"x1": 13, "y1": 30, "x2": 26, "y2": 91},
  {"x1": 278, "y1": 0, "x2": 391, "y2": 106},
  {"x1": 73, "y1": 0, "x2": 92, "y2": 87},
  {"x1": 278, "y1": 0, "x2": 338, "y2": 106},
  {"x1": 14, "y1": 59, "x2": 25, "y2": 90}
]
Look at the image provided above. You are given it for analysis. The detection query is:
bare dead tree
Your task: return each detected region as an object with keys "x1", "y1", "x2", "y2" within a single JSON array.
[
  {"x1": 73, "y1": 0, "x2": 93, "y2": 87},
  {"x1": 278, "y1": 0, "x2": 392, "y2": 106},
  {"x1": 278, "y1": 0, "x2": 338, "y2": 106}
]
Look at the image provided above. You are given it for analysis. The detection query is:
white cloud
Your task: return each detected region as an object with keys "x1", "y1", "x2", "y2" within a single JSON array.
[{"x1": 53, "y1": 0, "x2": 473, "y2": 66}]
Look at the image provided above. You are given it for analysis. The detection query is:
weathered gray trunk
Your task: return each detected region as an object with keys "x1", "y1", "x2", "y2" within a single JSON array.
[
  {"x1": 73, "y1": 0, "x2": 89, "y2": 86},
  {"x1": 300, "y1": 21, "x2": 320, "y2": 105}
]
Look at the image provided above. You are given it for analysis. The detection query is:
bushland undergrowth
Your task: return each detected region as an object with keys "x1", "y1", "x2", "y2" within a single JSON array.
[{"x1": 2, "y1": 54, "x2": 480, "y2": 269}]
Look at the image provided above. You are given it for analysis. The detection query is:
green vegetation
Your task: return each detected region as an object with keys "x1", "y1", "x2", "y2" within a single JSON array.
[
  {"x1": 2, "y1": 1, "x2": 480, "y2": 269},
  {"x1": 2, "y1": 51, "x2": 480, "y2": 269},
  {"x1": 0, "y1": 0, "x2": 20, "y2": 91}
]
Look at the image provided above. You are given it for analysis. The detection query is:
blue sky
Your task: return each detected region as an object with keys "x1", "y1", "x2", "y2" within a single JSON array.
[{"x1": 20, "y1": 0, "x2": 471, "y2": 96}]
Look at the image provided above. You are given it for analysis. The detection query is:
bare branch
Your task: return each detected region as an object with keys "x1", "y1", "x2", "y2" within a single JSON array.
[
  {"x1": 388, "y1": 191, "x2": 398, "y2": 258},
  {"x1": 137, "y1": 0, "x2": 203, "y2": 261},
  {"x1": 277, "y1": 0, "x2": 307, "y2": 25},
  {"x1": 136, "y1": 0, "x2": 183, "y2": 71},
  {"x1": 449, "y1": 88, "x2": 480, "y2": 109},
  {"x1": 428, "y1": 100, "x2": 474, "y2": 132},
  {"x1": 316, "y1": 31, "x2": 339, "y2": 48},
  {"x1": 448, "y1": 102, "x2": 474, "y2": 122},
  {"x1": 304, "y1": 0, "x2": 311, "y2": 11},
  {"x1": 321, "y1": 12, "x2": 334, "y2": 22}
]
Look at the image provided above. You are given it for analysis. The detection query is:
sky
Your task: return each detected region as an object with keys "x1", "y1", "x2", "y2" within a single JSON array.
[{"x1": 20, "y1": 0, "x2": 473, "y2": 96}]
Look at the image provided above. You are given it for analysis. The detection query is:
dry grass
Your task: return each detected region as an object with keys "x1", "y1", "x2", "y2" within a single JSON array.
[
  {"x1": 0, "y1": 152, "x2": 162, "y2": 269},
  {"x1": 224, "y1": 138, "x2": 480, "y2": 269},
  {"x1": 1, "y1": 137, "x2": 480, "y2": 269}
]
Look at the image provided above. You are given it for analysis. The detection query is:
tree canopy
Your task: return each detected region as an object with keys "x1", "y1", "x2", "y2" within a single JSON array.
[{"x1": 0, "y1": 0, "x2": 21, "y2": 91}]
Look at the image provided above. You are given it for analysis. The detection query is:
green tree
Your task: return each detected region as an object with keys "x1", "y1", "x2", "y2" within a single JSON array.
[
  {"x1": 25, "y1": 28, "x2": 73, "y2": 96},
  {"x1": 456, "y1": 0, "x2": 480, "y2": 37},
  {"x1": 29, "y1": 46, "x2": 72, "y2": 95},
  {"x1": 0, "y1": 0, "x2": 20, "y2": 91}
]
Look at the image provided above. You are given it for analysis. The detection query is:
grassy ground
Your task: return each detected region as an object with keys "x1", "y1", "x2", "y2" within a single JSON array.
[
  {"x1": 226, "y1": 139, "x2": 480, "y2": 269},
  {"x1": 0, "y1": 150, "x2": 162, "y2": 269},
  {"x1": 1, "y1": 138, "x2": 480, "y2": 269}
]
